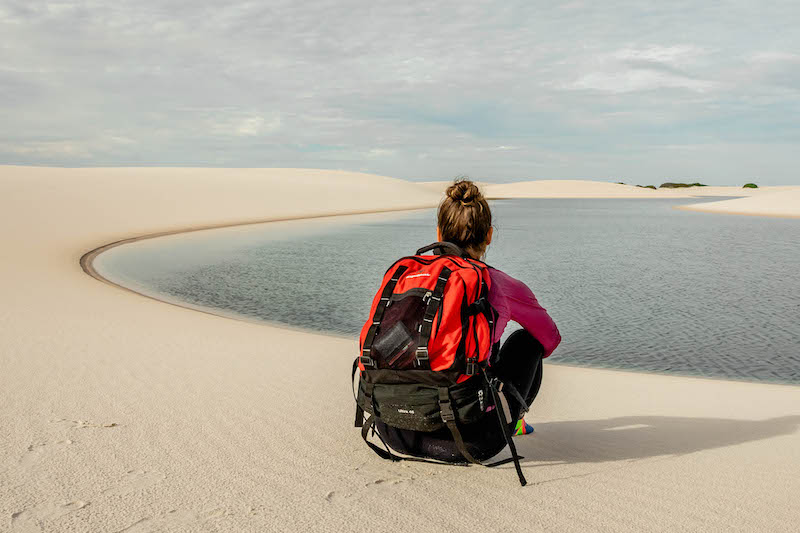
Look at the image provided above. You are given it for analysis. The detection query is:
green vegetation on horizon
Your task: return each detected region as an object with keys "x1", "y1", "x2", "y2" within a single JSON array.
[
  {"x1": 616, "y1": 181, "x2": 659, "y2": 190},
  {"x1": 611, "y1": 181, "x2": 765, "y2": 190},
  {"x1": 659, "y1": 182, "x2": 708, "y2": 188}
]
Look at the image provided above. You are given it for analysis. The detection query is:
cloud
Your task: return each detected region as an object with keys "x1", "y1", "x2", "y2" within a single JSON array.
[
  {"x1": 365, "y1": 148, "x2": 396, "y2": 158},
  {"x1": 0, "y1": 0, "x2": 799, "y2": 184},
  {"x1": 564, "y1": 45, "x2": 717, "y2": 93},
  {"x1": 230, "y1": 115, "x2": 281, "y2": 136}
]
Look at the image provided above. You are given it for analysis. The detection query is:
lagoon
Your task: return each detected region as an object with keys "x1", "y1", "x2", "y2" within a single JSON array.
[{"x1": 94, "y1": 198, "x2": 800, "y2": 385}]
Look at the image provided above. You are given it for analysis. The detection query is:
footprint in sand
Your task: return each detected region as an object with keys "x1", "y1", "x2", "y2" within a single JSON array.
[
  {"x1": 325, "y1": 475, "x2": 418, "y2": 503},
  {"x1": 52, "y1": 418, "x2": 120, "y2": 429},
  {"x1": 113, "y1": 508, "x2": 227, "y2": 532},
  {"x1": 13, "y1": 439, "x2": 74, "y2": 472},
  {"x1": 364, "y1": 477, "x2": 415, "y2": 488},
  {"x1": 101, "y1": 470, "x2": 166, "y2": 497},
  {"x1": 325, "y1": 490, "x2": 352, "y2": 503},
  {"x1": 8, "y1": 471, "x2": 167, "y2": 532},
  {"x1": 10, "y1": 500, "x2": 89, "y2": 533}
]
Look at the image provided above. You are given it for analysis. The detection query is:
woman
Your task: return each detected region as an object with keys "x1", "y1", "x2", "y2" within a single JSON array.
[{"x1": 375, "y1": 178, "x2": 561, "y2": 462}]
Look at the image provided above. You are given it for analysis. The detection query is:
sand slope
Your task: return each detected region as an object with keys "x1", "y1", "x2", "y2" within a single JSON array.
[
  {"x1": 1, "y1": 166, "x2": 799, "y2": 532},
  {"x1": 678, "y1": 188, "x2": 800, "y2": 218}
]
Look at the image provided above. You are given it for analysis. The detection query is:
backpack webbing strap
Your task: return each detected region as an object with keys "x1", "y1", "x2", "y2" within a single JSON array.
[
  {"x1": 466, "y1": 283, "x2": 493, "y2": 376},
  {"x1": 466, "y1": 296, "x2": 491, "y2": 317},
  {"x1": 484, "y1": 455, "x2": 526, "y2": 467},
  {"x1": 352, "y1": 358, "x2": 365, "y2": 427},
  {"x1": 487, "y1": 378, "x2": 528, "y2": 486},
  {"x1": 361, "y1": 415, "x2": 401, "y2": 462},
  {"x1": 501, "y1": 381, "x2": 530, "y2": 416},
  {"x1": 361, "y1": 265, "x2": 409, "y2": 368},
  {"x1": 354, "y1": 404, "x2": 365, "y2": 428},
  {"x1": 415, "y1": 268, "x2": 452, "y2": 369},
  {"x1": 438, "y1": 387, "x2": 481, "y2": 465}
]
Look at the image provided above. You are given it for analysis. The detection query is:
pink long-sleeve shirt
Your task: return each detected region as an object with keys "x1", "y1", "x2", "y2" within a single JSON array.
[{"x1": 487, "y1": 267, "x2": 561, "y2": 358}]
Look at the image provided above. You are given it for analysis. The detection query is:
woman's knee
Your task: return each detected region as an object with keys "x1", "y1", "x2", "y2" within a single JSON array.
[{"x1": 497, "y1": 329, "x2": 544, "y2": 366}]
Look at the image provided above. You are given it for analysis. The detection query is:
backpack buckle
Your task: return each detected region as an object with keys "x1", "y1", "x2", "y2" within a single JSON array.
[
  {"x1": 360, "y1": 350, "x2": 376, "y2": 368},
  {"x1": 414, "y1": 346, "x2": 429, "y2": 367},
  {"x1": 437, "y1": 388, "x2": 456, "y2": 422},
  {"x1": 439, "y1": 397, "x2": 455, "y2": 422},
  {"x1": 466, "y1": 356, "x2": 477, "y2": 376}
]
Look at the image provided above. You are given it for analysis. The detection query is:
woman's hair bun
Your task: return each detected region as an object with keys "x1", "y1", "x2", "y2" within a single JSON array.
[
  {"x1": 438, "y1": 177, "x2": 492, "y2": 258},
  {"x1": 446, "y1": 179, "x2": 480, "y2": 205}
]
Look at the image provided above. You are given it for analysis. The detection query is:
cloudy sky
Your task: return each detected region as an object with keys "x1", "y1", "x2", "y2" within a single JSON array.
[{"x1": 1, "y1": 1, "x2": 799, "y2": 184}]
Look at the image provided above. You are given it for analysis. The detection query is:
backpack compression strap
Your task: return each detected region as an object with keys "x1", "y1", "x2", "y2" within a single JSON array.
[
  {"x1": 361, "y1": 264, "x2": 409, "y2": 369},
  {"x1": 414, "y1": 267, "x2": 452, "y2": 369},
  {"x1": 437, "y1": 387, "x2": 481, "y2": 464}
]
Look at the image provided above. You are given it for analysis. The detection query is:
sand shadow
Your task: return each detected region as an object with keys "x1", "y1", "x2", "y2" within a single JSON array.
[{"x1": 514, "y1": 415, "x2": 800, "y2": 464}]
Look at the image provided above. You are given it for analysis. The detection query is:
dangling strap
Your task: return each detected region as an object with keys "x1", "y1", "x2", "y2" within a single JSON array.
[
  {"x1": 414, "y1": 268, "x2": 452, "y2": 368},
  {"x1": 501, "y1": 381, "x2": 530, "y2": 416},
  {"x1": 354, "y1": 405, "x2": 365, "y2": 428},
  {"x1": 352, "y1": 358, "x2": 365, "y2": 427},
  {"x1": 361, "y1": 265, "x2": 408, "y2": 368},
  {"x1": 487, "y1": 378, "x2": 527, "y2": 486},
  {"x1": 438, "y1": 388, "x2": 482, "y2": 465},
  {"x1": 361, "y1": 415, "x2": 400, "y2": 461},
  {"x1": 416, "y1": 241, "x2": 465, "y2": 257},
  {"x1": 485, "y1": 455, "x2": 525, "y2": 467}
]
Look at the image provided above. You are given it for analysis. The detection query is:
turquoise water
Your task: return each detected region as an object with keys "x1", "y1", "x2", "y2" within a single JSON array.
[{"x1": 94, "y1": 198, "x2": 800, "y2": 385}]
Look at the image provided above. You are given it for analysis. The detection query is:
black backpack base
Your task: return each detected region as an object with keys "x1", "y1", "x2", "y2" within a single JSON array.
[{"x1": 353, "y1": 359, "x2": 529, "y2": 486}]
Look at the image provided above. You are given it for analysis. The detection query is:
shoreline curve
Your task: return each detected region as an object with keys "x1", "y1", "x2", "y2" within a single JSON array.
[{"x1": 80, "y1": 206, "x2": 434, "y2": 336}]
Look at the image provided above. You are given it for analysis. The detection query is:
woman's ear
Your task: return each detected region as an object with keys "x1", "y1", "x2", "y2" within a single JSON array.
[
  {"x1": 486, "y1": 227, "x2": 493, "y2": 246},
  {"x1": 437, "y1": 227, "x2": 442, "y2": 242}
]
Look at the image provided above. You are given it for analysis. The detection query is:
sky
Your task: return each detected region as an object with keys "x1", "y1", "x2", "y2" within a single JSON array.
[{"x1": 1, "y1": 1, "x2": 799, "y2": 184}]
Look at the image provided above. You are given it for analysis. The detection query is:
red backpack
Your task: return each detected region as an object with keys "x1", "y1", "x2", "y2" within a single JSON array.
[{"x1": 353, "y1": 242, "x2": 527, "y2": 485}]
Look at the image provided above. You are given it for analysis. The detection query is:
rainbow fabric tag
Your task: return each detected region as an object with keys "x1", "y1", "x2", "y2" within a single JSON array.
[{"x1": 513, "y1": 419, "x2": 534, "y2": 436}]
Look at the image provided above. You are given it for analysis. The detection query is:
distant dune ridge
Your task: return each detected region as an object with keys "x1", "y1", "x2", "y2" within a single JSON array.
[
  {"x1": 1, "y1": 166, "x2": 799, "y2": 532},
  {"x1": 420, "y1": 179, "x2": 800, "y2": 216}
]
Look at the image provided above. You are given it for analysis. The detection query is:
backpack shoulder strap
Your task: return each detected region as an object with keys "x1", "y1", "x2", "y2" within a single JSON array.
[{"x1": 361, "y1": 264, "x2": 409, "y2": 368}]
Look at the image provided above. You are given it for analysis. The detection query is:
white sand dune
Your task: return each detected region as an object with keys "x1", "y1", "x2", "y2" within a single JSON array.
[
  {"x1": 480, "y1": 180, "x2": 799, "y2": 200},
  {"x1": 678, "y1": 188, "x2": 800, "y2": 218},
  {"x1": 1, "y1": 166, "x2": 799, "y2": 532}
]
